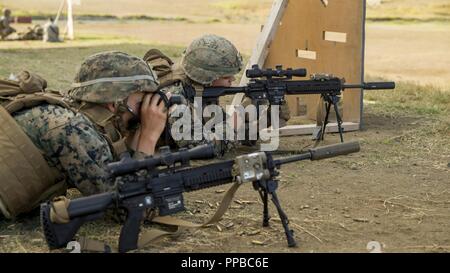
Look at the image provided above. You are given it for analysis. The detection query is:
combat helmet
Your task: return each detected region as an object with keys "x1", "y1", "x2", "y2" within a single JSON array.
[
  {"x1": 181, "y1": 34, "x2": 243, "y2": 86},
  {"x1": 68, "y1": 51, "x2": 159, "y2": 104}
]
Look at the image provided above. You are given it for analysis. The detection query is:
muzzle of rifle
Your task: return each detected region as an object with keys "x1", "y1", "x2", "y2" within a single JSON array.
[{"x1": 308, "y1": 141, "x2": 361, "y2": 160}]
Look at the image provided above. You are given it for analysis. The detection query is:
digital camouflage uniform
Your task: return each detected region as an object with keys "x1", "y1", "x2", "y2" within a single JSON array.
[
  {"x1": 13, "y1": 105, "x2": 114, "y2": 195},
  {"x1": 163, "y1": 72, "x2": 236, "y2": 156},
  {"x1": 43, "y1": 18, "x2": 60, "y2": 42},
  {"x1": 0, "y1": 9, "x2": 16, "y2": 40},
  {"x1": 152, "y1": 34, "x2": 290, "y2": 155},
  {"x1": 161, "y1": 34, "x2": 243, "y2": 156},
  {"x1": 13, "y1": 51, "x2": 159, "y2": 196}
]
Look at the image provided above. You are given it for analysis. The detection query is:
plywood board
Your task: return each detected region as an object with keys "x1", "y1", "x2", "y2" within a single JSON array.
[
  {"x1": 229, "y1": 0, "x2": 288, "y2": 116},
  {"x1": 296, "y1": 49, "x2": 317, "y2": 60},
  {"x1": 263, "y1": 0, "x2": 365, "y2": 124},
  {"x1": 324, "y1": 31, "x2": 347, "y2": 43}
]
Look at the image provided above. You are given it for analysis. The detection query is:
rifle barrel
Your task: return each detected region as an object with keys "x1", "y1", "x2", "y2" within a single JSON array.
[
  {"x1": 274, "y1": 153, "x2": 311, "y2": 166},
  {"x1": 274, "y1": 141, "x2": 361, "y2": 167},
  {"x1": 309, "y1": 141, "x2": 361, "y2": 160},
  {"x1": 344, "y1": 82, "x2": 396, "y2": 90}
]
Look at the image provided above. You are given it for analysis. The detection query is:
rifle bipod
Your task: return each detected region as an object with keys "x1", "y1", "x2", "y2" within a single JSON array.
[
  {"x1": 315, "y1": 93, "x2": 344, "y2": 145},
  {"x1": 253, "y1": 179, "x2": 297, "y2": 247}
]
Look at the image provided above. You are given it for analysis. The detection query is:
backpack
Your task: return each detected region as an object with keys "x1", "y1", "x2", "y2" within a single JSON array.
[
  {"x1": 143, "y1": 48, "x2": 202, "y2": 104},
  {"x1": 0, "y1": 72, "x2": 66, "y2": 219},
  {"x1": 143, "y1": 48, "x2": 188, "y2": 88},
  {"x1": 0, "y1": 71, "x2": 128, "y2": 219}
]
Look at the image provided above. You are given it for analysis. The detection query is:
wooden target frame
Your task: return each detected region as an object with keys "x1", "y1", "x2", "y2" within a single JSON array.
[{"x1": 230, "y1": 0, "x2": 367, "y2": 136}]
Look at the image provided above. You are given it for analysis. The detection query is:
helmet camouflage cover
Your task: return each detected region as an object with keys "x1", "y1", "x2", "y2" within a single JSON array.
[
  {"x1": 181, "y1": 34, "x2": 243, "y2": 86},
  {"x1": 68, "y1": 51, "x2": 159, "y2": 103}
]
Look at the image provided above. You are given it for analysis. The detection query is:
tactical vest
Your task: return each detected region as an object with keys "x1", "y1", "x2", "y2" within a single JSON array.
[{"x1": 0, "y1": 72, "x2": 127, "y2": 219}]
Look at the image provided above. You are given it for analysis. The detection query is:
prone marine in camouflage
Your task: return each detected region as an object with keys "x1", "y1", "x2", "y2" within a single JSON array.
[
  {"x1": 144, "y1": 35, "x2": 242, "y2": 156},
  {"x1": 145, "y1": 34, "x2": 291, "y2": 155},
  {"x1": 181, "y1": 34, "x2": 291, "y2": 125},
  {"x1": 0, "y1": 8, "x2": 44, "y2": 41},
  {"x1": 18, "y1": 24, "x2": 44, "y2": 41},
  {"x1": 176, "y1": 35, "x2": 242, "y2": 156},
  {"x1": 13, "y1": 51, "x2": 165, "y2": 196}
]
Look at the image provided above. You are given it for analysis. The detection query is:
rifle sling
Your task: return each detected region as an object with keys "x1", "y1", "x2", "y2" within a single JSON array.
[{"x1": 77, "y1": 181, "x2": 242, "y2": 253}]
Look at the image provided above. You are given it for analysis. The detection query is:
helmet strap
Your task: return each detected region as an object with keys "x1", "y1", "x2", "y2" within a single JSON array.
[{"x1": 112, "y1": 100, "x2": 134, "y2": 137}]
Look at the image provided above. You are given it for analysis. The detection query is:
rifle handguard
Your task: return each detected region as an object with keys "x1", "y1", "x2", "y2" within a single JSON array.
[{"x1": 309, "y1": 141, "x2": 360, "y2": 160}]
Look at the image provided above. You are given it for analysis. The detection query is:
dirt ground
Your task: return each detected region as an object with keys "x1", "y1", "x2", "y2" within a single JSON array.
[
  {"x1": 0, "y1": 0, "x2": 273, "y2": 22},
  {"x1": 140, "y1": 110, "x2": 450, "y2": 253},
  {"x1": 4, "y1": 21, "x2": 450, "y2": 89},
  {"x1": 76, "y1": 21, "x2": 450, "y2": 87},
  {"x1": 0, "y1": 105, "x2": 448, "y2": 253},
  {"x1": 365, "y1": 23, "x2": 450, "y2": 88}
]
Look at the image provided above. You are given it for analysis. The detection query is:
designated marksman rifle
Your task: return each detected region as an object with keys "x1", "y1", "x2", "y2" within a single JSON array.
[
  {"x1": 201, "y1": 65, "x2": 396, "y2": 142},
  {"x1": 41, "y1": 141, "x2": 360, "y2": 253}
]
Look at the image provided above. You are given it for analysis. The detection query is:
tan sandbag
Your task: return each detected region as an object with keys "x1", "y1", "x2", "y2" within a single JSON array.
[
  {"x1": 3, "y1": 92, "x2": 70, "y2": 114},
  {"x1": 143, "y1": 48, "x2": 174, "y2": 78},
  {"x1": 143, "y1": 48, "x2": 186, "y2": 88},
  {"x1": 0, "y1": 106, "x2": 60, "y2": 219},
  {"x1": 17, "y1": 71, "x2": 47, "y2": 93},
  {"x1": 0, "y1": 78, "x2": 21, "y2": 98},
  {"x1": 0, "y1": 71, "x2": 47, "y2": 99}
]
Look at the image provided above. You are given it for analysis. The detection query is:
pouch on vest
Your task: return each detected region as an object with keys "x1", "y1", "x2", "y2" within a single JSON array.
[
  {"x1": 0, "y1": 106, "x2": 65, "y2": 219},
  {"x1": 0, "y1": 72, "x2": 66, "y2": 219},
  {"x1": 0, "y1": 71, "x2": 47, "y2": 100}
]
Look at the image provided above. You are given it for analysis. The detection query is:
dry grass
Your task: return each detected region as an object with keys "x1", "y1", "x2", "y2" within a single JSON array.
[
  {"x1": 0, "y1": 42, "x2": 184, "y2": 90},
  {"x1": 364, "y1": 77, "x2": 450, "y2": 116},
  {"x1": 2, "y1": 0, "x2": 449, "y2": 23},
  {"x1": 0, "y1": 0, "x2": 273, "y2": 23},
  {"x1": 367, "y1": 0, "x2": 450, "y2": 22}
]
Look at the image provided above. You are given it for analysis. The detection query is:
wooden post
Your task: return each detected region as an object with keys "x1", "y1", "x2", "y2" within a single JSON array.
[
  {"x1": 228, "y1": 0, "x2": 289, "y2": 117},
  {"x1": 54, "y1": 0, "x2": 66, "y2": 25}
]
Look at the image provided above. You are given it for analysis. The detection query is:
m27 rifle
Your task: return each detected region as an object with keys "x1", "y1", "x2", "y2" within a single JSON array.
[
  {"x1": 201, "y1": 65, "x2": 396, "y2": 142},
  {"x1": 41, "y1": 142, "x2": 360, "y2": 253}
]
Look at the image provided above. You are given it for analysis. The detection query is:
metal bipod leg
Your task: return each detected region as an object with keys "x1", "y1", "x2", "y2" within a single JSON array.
[
  {"x1": 257, "y1": 188, "x2": 270, "y2": 227},
  {"x1": 269, "y1": 189, "x2": 297, "y2": 247}
]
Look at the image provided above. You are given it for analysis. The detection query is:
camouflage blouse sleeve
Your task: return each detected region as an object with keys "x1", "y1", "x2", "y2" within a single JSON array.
[
  {"x1": 0, "y1": 18, "x2": 7, "y2": 29},
  {"x1": 163, "y1": 83, "x2": 235, "y2": 157},
  {"x1": 43, "y1": 113, "x2": 115, "y2": 196}
]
